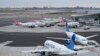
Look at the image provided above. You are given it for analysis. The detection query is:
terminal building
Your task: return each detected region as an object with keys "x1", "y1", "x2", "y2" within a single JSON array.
[
  {"x1": 26, "y1": 7, "x2": 100, "y2": 26},
  {"x1": 72, "y1": 13, "x2": 100, "y2": 26},
  {"x1": 69, "y1": 8, "x2": 100, "y2": 26}
]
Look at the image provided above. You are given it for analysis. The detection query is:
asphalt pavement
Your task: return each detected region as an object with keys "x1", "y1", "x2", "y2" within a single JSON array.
[{"x1": 0, "y1": 32, "x2": 99, "y2": 47}]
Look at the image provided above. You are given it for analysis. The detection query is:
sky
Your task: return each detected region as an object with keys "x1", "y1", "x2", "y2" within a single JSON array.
[{"x1": 0, "y1": 0, "x2": 100, "y2": 8}]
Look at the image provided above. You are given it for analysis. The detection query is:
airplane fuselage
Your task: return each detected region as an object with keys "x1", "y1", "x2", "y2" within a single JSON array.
[
  {"x1": 66, "y1": 32, "x2": 88, "y2": 45},
  {"x1": 44, "y1": 40, "x2": 76, "y2": 55},
  {"x1": 68, "y1": 22, "x2": 80, "y2": 28}
]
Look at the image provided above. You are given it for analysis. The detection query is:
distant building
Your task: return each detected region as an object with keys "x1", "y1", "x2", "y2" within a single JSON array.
[{"x1": 72, "y1": 13, "x2": 100, "y2": 26}]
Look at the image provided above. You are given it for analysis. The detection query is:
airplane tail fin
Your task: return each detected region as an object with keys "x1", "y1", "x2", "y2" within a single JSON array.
[
  {"x1": 60, "y1": 17, "x2": 65, "y2": 23},
  {"x1": 66, "y1": 34, "x2": 76, "y2": 50},
  {"x1": 12, "y1": 19, "x2": 17, "y2": 23},
  {"x1": 32, "y1": 17, "x2": 35, "y2": 22},
  {"x1": 66, "y1": 22, "x2": 70, "y2": 32},
  {"x1": 12, "y1": 19, "x2": 21, "y2": 26},
  {"x1": 41, "y1": 15, "x2": 44, "y2": 20}
]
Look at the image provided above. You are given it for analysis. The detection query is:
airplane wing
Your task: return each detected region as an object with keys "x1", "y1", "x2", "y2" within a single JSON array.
[
  {"x1": 86, "y1": 34, "x2": 98, "y2": 39},
  {"x1": 46, "y1": 37, "x2": 69, "y2": 40},
  {"x1": 22, "y1": 47, "x2": 54, "y2": 54},
  {"x1": 74, "y1": 45, "x2": 95, "y2": 50}
]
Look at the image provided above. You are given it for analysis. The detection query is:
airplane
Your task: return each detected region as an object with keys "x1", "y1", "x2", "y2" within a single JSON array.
[
  {"x1": 13, "y1": 19, "x2": 39, "y2": 28},
  {"x1": 12, "y1": 18, "x2": 50, "y2": 28},
  {"x1": 57, "y1": 18, "x2": 80, "y2": 28},
  {"x1": 22, "y1": 34, "x2": 88, "y2": 56},
  {"x1": 35, "y1": 16, "x2": 62, "y2": 27},
  {"x1": 13, "y1": 15, "x2": 63, "y2": 28},
  {"x1": 47, "y1": 22, "x2": 98, "y2": 45},
  {"x1": 65, "y1": 22, "x2": 98, "y2": 45},
  {"x1": 67, "y1": 22, "x2": 80, "y2": 28},
  {"x1": 41, "y1": 16, "x2": 62, "y2": 27}
]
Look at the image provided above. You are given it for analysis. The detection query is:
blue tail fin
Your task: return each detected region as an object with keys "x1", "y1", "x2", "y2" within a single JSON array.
[
  {"x1": 71, "y1": 34, "x2": 76, "y2": 43},
  {"x1": 66, "y1": 34, "x2": 76, "y2": 50},
  {"x1": 66, "y1": 22, "x2": 70, "y2": 32}
]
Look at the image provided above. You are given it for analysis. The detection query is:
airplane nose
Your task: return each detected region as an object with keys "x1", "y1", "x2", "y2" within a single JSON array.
[
  {"x1": 81, "y1": 41, "x2": 88, "y2": 45},
  {"x1": 84, "y1": 41, "x2": 88, "y2": 45}
]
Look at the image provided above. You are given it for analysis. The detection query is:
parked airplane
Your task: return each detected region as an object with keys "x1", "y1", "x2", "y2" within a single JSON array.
[
  {"x1": 65, "y1": 22, "x2": 98, "y2": 45},
  {"x1": 41, "y1": 16, "x2": 62, "y2": 27},
  {"x1": 13, "y1": 19, "x2": 39, "y2": 28},
  {"x1": 57, "y1": 18, "x2": 80, "y2": 28},
  {"x1": 22, "y1": 34, "x2": 88, "y2": 56},
  {"x1": 35, "y1": 16, "x2": 62, "y2": 27},
  {"x1": 68, "y1": 22, "x2": 80, "y2": 28},
  {"x1": 47, "y1": 22, "x2": 98, "y2": 45}
]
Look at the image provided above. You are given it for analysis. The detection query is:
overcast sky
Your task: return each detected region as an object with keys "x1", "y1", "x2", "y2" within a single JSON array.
[{"x1": 0, "y1": 0, "x2": 100, "y2": 8}]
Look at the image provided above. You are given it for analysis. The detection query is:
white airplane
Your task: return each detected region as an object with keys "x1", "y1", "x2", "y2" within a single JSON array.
[
  {"x1": 22, "y1": 34, "x2": 88, "y2": 56},
  {"x1": 34, "y1": 16, "x2": 62, "y2": 27},
  {"x1": 41, "y1": 16, "x2": 62, "y2": 27},
  {"x1": 13, "y1": 19, "x2": 39, "y2": 28},
  {"x1": 13, "y1": 15, "x2": 62, "y2": 28},
  {"x1": 65, "y1": 22, "x2": 98, "y2": 45},
  {"x1": 57, "y1": 18, "x2": 80, "y2": 28},
  {"x1": 47, "y1": 22, "x2": 98, "y2": 45},
  {"x1": 68, "y1": 22, "x2": 80, "y2": 28}
]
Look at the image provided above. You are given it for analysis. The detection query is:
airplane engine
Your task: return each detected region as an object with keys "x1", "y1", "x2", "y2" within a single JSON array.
[
  {"x1": 41, "y1": 51, "x2": 53, "y2": 56},
  {"x1": 41, "y1": 51, "x2": 45, "y2": 55}
]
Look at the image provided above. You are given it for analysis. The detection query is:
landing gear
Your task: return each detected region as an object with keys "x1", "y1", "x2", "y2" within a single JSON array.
[
  {"x1": 39, "y1": 25, "x2": 45, "y2": 28},
  {"x1": 29, "y1": 26, "x2": 35, "y2": 28},
  {"x1": 39, "y1": 52, "x2": 57, "y2": 56}
]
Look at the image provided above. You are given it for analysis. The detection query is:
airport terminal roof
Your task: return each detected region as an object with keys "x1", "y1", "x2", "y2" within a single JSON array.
[{"x1": 71, "y1": 13, "x2": 100, "y2": 17}]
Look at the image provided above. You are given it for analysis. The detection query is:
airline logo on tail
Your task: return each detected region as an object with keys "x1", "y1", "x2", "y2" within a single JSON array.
[{"x1": 66, "y1": 34, "x2": 76, "y2": 50}]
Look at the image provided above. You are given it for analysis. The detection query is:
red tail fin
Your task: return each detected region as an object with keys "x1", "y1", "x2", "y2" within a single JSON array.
[
  {"x1": 12, "y1": 19, "x2": 17, "y2": 23},
  {"x1": 12, "y1": 19, "x2": 21, "y2": 26},
  {"x1": 41, "y1": 15, "x2": 44, "y2": 20},
  {"x1": 61, "y1": 17, "x2": 65, "y2": 23}
]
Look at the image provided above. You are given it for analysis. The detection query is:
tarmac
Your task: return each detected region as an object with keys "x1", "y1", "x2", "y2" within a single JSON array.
[
  {"x1": 0, "y1": 30, "x2": 100, "y2": 56},
  {"x1": 0, "y1": 16, "x2": 100, "y2": 56},
  {"x1": 0, "y1": 25, "x2": 100, "y2": 33}
]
